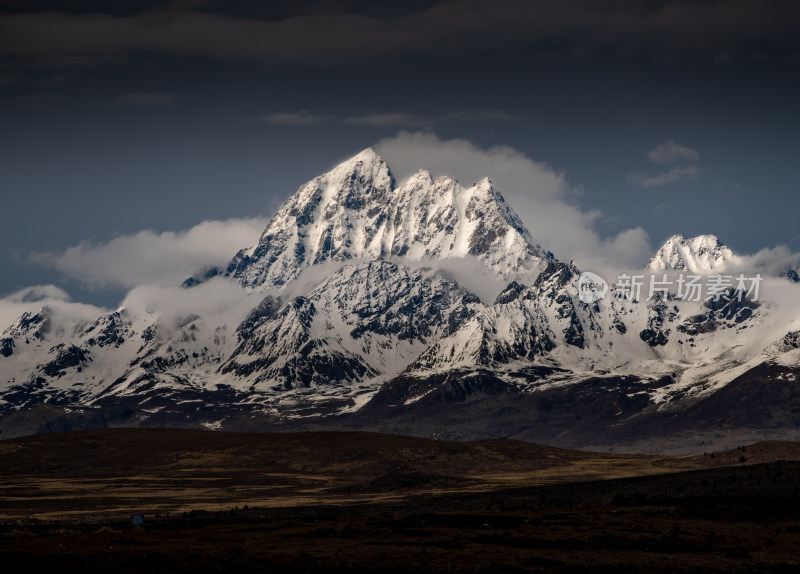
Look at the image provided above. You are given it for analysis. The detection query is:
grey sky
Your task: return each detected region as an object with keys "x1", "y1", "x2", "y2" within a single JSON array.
[{"x1": 1, "y1": 0, "x2": 799, "y2": 308}]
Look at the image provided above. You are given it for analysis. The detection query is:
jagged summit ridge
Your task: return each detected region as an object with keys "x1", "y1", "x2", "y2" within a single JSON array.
[
  {"x1": 646, "y1": 233, "x2": 736, "y2": 273},
  {"x1": 205, "y1": 148, "x2": 554, "y2": 292},
  {"x1": 214, "y1": 148, "x2": 395, "y2": 290}
]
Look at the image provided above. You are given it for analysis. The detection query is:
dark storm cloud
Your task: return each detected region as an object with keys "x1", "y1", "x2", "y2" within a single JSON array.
[
  {"x1": 0, "y1": 1, "x2": 440, "y2": 20},
  {"x1": 1, "y1": 1, "x2": 798, "y2": 71}
]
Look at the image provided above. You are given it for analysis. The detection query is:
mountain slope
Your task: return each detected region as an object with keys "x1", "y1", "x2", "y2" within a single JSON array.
[
  {"x1": 219, "y1": 260, "x2": 481, "y2": 392},
  {"x1": 647, "y1": 234, "x2": 737, "y2": 273}
]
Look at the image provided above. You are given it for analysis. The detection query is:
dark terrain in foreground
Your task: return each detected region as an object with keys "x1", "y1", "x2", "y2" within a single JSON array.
[{"x1": 1, "y1": 429, "x2": 800, "y2": 572}]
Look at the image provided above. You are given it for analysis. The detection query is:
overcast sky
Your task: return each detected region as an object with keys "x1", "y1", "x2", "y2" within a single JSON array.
[{"x1": 1, "y1": 0, "x2": 799, "y2": 311}]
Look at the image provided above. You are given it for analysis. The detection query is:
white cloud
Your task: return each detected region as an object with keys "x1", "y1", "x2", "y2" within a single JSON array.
[
  {"x1": 0, "y1": 285, "x2": 107, "y2": 334},
  {"x1": 628, "y1": 165, "x2": 703, "y2": 188},
  {"x1": 115, "y1": 92, "x2": 175, "y2": 107},
  {"x1": 597, "y1": 227, "x2": 655, "y2": 272},
  {"x1": 375, "y1": 131, "x2": 652, "y2": 270},
  {"x1": 0, "y1": 279, "x2": 264, "y2": 351},
  {"x1": 29, "y1": 218, "x2": 267, "y2": 290},
  {"x1": 120, "y1": 277, "x2": 263, "y2": 337},
  {"x1": 647, "y1": 140, "x2": 700, "y2": 163},
  {"x1": 408, "y1": 257, "x2": 508, "y2": 306},
  {"x1": 723, "y1": 245, "x2": 800, "y2": 278},
  {"x1": 376, "y1": 130, "x2": 568, "y2": 200},
  {"x1": 2, "y1": 285, "x2": 70, "y2": 304}
]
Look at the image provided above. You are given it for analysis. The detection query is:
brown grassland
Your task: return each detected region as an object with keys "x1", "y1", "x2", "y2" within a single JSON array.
[{"x1": 1, "y1": 428, "x2": 800, "y2": 572}]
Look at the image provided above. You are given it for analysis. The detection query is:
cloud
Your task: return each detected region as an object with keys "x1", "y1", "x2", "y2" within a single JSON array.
[
  {"x1": 647, "y1": 140, "x2": 700, "y2": 163},
  {"x1": 341, "y1": 113, "x2": 424, "y2": 127},
  {"x1": 259, "y1": 111, "x2": 424, "y2": 127},
  {"x1": 259, "y1": 111, "x2": 331, "y2": 125},
  {"x1": 29, "y1": 218, "x2": 267, "y2": 290},
  {"x1": 115, "y1": 92, "x2": 175, "y2": 107},
  {"x1": 407, "y1": 257, "x2": 509, "y2": 306},
  {"x1": 258, "y1": 109, "x2": 515, "y2": 128},
  {"x1": 443, "y1": 109, "x2": 521, "y2": 122},
  {"x1": 0, "y1": 279, "x2": 263, "y2": 350},
  {"x1": 720, "y1": 245, "x2": 800, "y2": 278},
  {"x1": 0, "y1": 285, "x2": 107, "y2": 333},
  {"x1": 628, "y1": 165, "x2": 703, "y2": 188},
  {"x1": 119, "y1": 277, "x2": 263, "y2": 337},
  {"x1": 1, "y1": 284, "x2": 69, "y2": 304},
  {"x1": 9, "y1": 217, "x2": 269, "y2": 339},
  {"x1": 376, "y1": 130, "x2": 568, "y2": 200},
  {"x1": 375, "y1": 131, "x2": 653, "y2": 271},
  {"x1": 2, "y1": 1, "x2": 799, "y2": 70},
  {"x1": 598, "y1": 227, "x2": 655, "y2": 271}
]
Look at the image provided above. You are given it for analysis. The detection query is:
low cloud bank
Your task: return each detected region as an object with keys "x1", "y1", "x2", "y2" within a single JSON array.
[
  {"x1": 376, "y1": 131, "x2": 653, "y2": 273},
  {"x1": 29, "y1": 218, "x2": 267, "y2": 290},
  {"x1": 0, "y1": 285, "x2": 108, "y2": 335}
]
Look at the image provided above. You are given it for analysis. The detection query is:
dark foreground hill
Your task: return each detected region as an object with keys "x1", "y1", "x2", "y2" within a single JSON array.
[{"x1": 1, "y1": 429, "x2": 800, "y2": 572}]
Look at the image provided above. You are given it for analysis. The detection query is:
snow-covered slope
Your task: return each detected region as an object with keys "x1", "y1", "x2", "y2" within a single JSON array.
[
  {"x1": 215, "y1": 261, "x2": 481, "y2": 408},
  {"x1": 647, "y1": 234, "x2": 737, "y2": 273},
  {"x1": 397, "y1": 255, "x2": 784, "y2": 409},
  {"x1": 0, "y1": 307, "x2": 145, "y2": 408}
]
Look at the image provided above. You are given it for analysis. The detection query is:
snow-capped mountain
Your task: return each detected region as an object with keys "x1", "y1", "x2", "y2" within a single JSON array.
[
  {"x1": 2, "y1": 148, "x2": 542, "y2": 422},
  {"x1": 191, "y1": 148, "x2": 553, "y2": 291},
  {"x1": 647, "y1": 234, "x2": 737, "y2": 273},
  {"x1": 2, "y1": 149, "x2": 800, "y2": 451}
]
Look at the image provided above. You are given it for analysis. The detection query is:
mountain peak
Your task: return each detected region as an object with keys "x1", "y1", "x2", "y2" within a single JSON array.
[
  {"x1": 647, "y1": 233, "x2": 736, "y2": 273},
  {"x1": 322, "y1": 147, "x2": 395, "y2": 194},
  {"x1": 208, "y1": 151, "x2": 554, "y2": 291},
  {"x1": 408, "y1": 169, "x2": 434, "y2": 185},
  {"x1": 352, "y1": 146, "x2": 381, "y2": 161}
]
